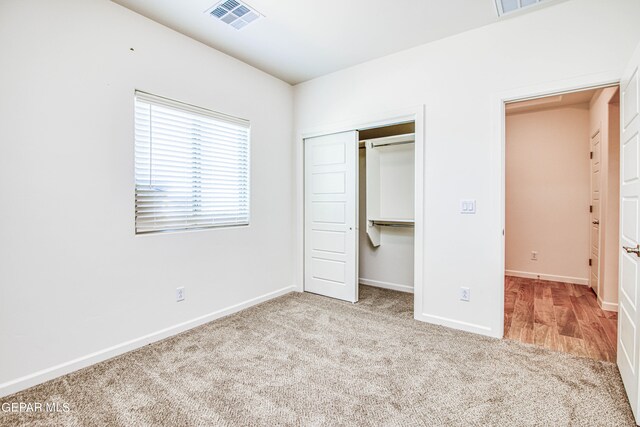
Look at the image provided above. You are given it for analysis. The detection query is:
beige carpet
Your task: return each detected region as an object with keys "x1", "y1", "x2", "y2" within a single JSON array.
[{"x1": 0, "y1": 286, "x2": 635, "y2": 426}]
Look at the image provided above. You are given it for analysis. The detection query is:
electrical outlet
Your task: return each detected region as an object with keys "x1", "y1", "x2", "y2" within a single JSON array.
[
  {"x1": 459, "y1": 287, "x2": 470, "y2": 302},
  {"x1": 176, "y1": 287, "x2": 185, "y2": 302},
  {"x1": 531, "y1": 251, "x2": 538, "y2": 261}
]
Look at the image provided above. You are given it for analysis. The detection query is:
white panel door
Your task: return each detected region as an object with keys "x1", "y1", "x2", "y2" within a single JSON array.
[
  {"x1": 619, "y1": 42, "x2": 640, "y2": 422},
  {"x1": 590, "y1": 130, "x2": 601, "y2": 294},
  {"x1": 304, "y1": 132, "x2": 358, "y2": 302}
]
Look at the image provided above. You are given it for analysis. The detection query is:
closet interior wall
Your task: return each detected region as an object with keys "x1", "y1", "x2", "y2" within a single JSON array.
[{"x1": 359, "y1": 123, "x2": 415, "y2": 293}]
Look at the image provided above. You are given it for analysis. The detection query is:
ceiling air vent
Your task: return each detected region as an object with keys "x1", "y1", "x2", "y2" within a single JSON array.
[
  {"x1": 495, "y1": 0, "x2": 546, "y2": 17},
  {"x1": 206, "y1": 0, "x2": 263, "y2": 30}
]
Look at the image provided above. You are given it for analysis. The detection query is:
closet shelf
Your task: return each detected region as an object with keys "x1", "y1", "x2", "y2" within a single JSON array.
[{"x1": 369, "y1": 218, "x2": 415, "y2": 228}]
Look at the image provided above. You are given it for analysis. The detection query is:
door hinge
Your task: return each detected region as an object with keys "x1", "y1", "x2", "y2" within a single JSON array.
[
  {"x1": 589, "y1": 258, "x2": 592, "y2": 266},
  {"x1": 590, "y1": 205, "x2": 593, "y2": 213},
  {"x1": 590, "y1": 151, "x2": 593, "y2": 159}
]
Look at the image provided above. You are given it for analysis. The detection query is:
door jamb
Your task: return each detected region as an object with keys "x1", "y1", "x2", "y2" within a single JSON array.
[
  {"x1": 590, "y1": 127, "x2": 602, "y2": 296},
  {"x1": 295, "y1": 105, "x2": 425, "y2": 319}
]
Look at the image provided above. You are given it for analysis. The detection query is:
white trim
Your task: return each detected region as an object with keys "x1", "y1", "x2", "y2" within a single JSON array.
[
  {"x1": 298, "y1": 106, "x2": 422, "y2": 140},
  {"x1": 359, "y1": 278, "x2": 414, "y2": 294},
  {"x1": 0, "y1": 285, "x2": 296, "y2": 398},
  {"x1": 295, "y1": 105, "x2": 425, "y2": 322},
  {"x1": 505, "y1": 270, "x2": 589, "y2": 286},
  {"x1": 494, "y1": 70, "x2": 621, "y2": 340},
  {"x1": 597, "y1": 295, "x2": 619, "y2": 312},
  {"x1": 416, "y1": 312, "x2": 496, "y2": 338}
]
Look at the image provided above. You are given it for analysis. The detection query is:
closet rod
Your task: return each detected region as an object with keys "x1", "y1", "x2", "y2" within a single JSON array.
[
  {"x1": 360, "y1": 140, "x2": 413, "y2": 149},
  {"x1": 361, "y1": 133, "x2": 415, "y2": 149},
  {"x1": 371, "y1": 140, "x2": 415, "y2": 148}
]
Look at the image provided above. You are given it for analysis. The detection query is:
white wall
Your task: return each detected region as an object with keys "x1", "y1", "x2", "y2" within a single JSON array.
[
  {"x1": 294, "y1": 0, "x2": 640, "y2": 337},
  {"x1": 505, "y1": 106, "x2": 591, "y2": 284},
  {"x1": 0, "y1": 0, "x2": 294, "y2": 395}
]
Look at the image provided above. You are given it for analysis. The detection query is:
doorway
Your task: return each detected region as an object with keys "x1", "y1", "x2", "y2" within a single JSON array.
[
  {"x1": 503, "y1": 86, "x2": 620, "y2": 361},
  {"x1": 358, "y1": 123, "x2": 416, "y2": 295},
  {"x1": 302, "y1": 119, "x2": 418, "y2": 310}
]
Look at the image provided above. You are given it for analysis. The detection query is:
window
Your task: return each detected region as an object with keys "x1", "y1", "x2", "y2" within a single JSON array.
[{"x1": 134, "y1": 91, "x2": 250, "y2": 234}]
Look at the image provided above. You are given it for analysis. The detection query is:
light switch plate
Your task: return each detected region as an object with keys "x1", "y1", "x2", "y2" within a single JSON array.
[{"x1": 460, "y1": 199, "x2": 476, "y2": 214}]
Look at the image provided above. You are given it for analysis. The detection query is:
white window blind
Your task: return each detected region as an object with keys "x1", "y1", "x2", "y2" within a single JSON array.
[{"x1": 134, "y1": 91, "x2": 250, "y2": 234}]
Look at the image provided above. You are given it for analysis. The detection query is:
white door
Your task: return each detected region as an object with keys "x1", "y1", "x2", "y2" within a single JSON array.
[
  {"x1": 618, "y1": 42, "x2": 640, "y2": 422},
  {"x1": 304, "y1": 131, "x2": 358, "y2": 302},
  {"x1": 590, "y1": 130, "x2": 601, "y2": 294}
]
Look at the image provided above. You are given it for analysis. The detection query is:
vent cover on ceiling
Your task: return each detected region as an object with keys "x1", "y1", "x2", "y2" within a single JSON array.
[
  {"x1": 206, "y1": 0, "x2": 262, "y2": 30},
  {"x1": 495, "y1": 0, "x2": 545, "y2": 17}
]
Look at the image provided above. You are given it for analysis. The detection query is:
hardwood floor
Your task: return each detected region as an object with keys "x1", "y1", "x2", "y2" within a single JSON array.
[{"x1": 504, "y1": 276, "x2": 618, "y2": 362}]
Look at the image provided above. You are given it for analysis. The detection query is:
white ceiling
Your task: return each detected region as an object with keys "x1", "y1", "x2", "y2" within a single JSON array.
[{"x1": 112, "y1": 0, "x2": 564, "y2": 84}]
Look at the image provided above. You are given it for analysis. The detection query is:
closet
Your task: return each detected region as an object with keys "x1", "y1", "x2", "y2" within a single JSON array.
[
  {"x1": 303, "y1": 122, "x2": 415, "y2": 303},
  {"x1": 359, "y1": 123, "x2": 416, "y2": 294}
]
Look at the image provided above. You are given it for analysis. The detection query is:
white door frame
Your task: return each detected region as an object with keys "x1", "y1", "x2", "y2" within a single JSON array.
[
  {"x1": 295, "y1": 105, "x2": 425, "y2": 318},
  {"x1": 495, "y1": 71, "x2": 620, "y2": 338}
]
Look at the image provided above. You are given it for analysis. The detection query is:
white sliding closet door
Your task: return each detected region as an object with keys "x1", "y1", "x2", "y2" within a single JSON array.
[{"x1": 304, "y1": 131, "x2": 358, "y2": 303}]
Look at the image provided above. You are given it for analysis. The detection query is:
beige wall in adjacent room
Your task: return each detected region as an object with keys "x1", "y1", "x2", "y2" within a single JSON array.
[
  {"x1": 589, "y1": 87, "x2": 621, "y2": 310},
  {"x1": 505, "y1": 105, "x2": 591, "y2": 284}
]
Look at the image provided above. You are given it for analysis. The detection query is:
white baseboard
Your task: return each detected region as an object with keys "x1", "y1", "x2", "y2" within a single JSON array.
[
  {"x1": 359, "y1": 278, "x2": 414, "y2": 293},
  {"x1": 505, "y1": 270, "x2": 588, "y2": 286},
  {"x1": 597, "y1": 295, "x2": 619, "y2": 312},
  {"x1": 415, "y1": 312, "x2": 498, "y2": 338},
  {"x1": 0, "y1": 285, "x2": 296, "y2": 398}
]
